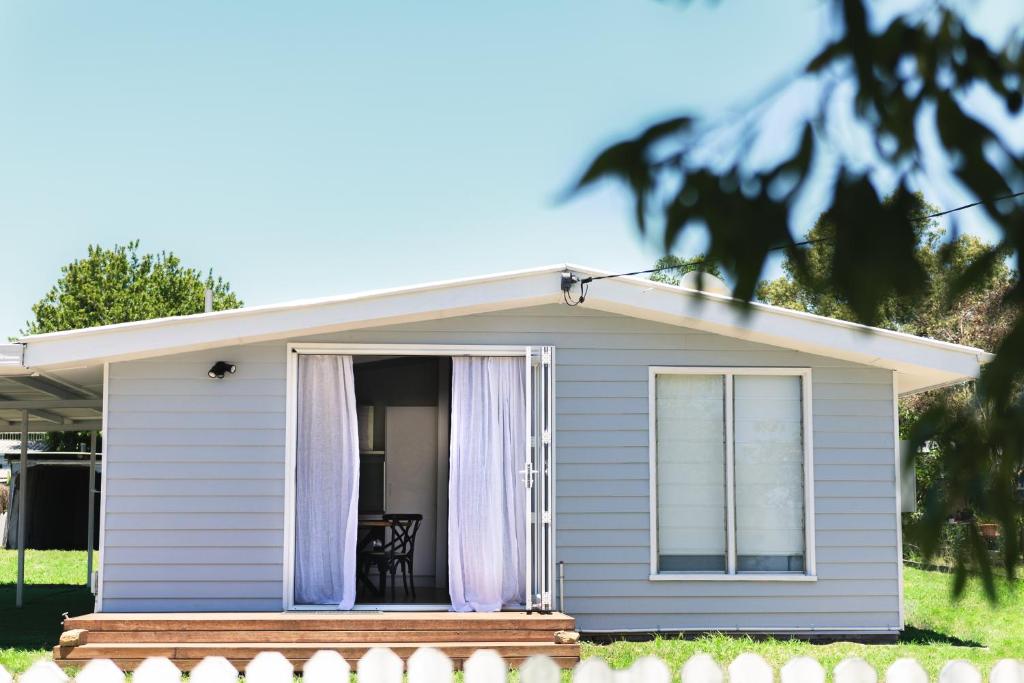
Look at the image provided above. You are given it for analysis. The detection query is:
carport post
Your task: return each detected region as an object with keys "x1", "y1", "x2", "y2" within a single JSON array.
[
  {"x1": 16, "y1": 409, "x2": 28, "y2": 607},
  {"x1": 86, "y1": 430, "x2": 97, "y2": 587}
]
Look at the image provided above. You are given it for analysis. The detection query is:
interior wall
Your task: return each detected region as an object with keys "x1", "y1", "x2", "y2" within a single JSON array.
[{"x1": 386, "y1": 406, "x2": 439, "y2": 587}]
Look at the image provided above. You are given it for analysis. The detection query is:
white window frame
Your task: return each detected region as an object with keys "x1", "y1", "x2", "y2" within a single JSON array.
[{"x1": 648, "y1": 366, "x2": 817, "y2": 582}]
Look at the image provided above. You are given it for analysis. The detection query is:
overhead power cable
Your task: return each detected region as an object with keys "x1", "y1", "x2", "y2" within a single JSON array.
[{"x1": 562, "y1": 190, "x2": 1024, "y2": 305}]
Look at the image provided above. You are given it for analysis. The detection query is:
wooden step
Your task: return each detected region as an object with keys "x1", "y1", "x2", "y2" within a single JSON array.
[
  {"x1": 65, "y1": 612, "x2": 575, "y2": 633},
  {"x1": 53, "y1": 641, "x2": 580, "y2": 670},
  {"x1": 53, "y1": 612, "x2": 581, "y2": 670},
  {"x1": 85, "y1": 628, "x2": 557, "y2": 643}
]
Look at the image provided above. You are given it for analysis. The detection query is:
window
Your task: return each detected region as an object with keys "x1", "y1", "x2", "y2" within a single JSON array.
[{"x1": 650, "y1": 368, "x2": 814, "y2": 579}]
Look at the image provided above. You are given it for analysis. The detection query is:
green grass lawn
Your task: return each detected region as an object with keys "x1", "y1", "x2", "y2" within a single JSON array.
[{"x1": 1, "y1": 550, "x2": 1022, "y2": 675}]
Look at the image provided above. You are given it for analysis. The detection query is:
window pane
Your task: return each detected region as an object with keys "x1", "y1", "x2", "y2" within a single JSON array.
[
  {"x1": 733, "y1": 375, "x2": 805, "y2": 572},
  {"x1": 656, "y1": 374, "x2": 727, "y2": 572}
]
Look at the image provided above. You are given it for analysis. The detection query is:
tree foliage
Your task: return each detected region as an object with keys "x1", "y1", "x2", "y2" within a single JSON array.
[
  {"x1": 650, "y1": 254, "x2": 723, "y2": 286},
  {"x1": 24, "y1": 241, "x2": 242, "y2": 335},
  {"x1": 575, "y1": 0, "x2": 1024, "y2": 592}
]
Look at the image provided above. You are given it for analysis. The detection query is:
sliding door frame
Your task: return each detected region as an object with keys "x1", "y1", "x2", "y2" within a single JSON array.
[{"x1": 283, "y1": 342, "x2": 541, "y2": 611}]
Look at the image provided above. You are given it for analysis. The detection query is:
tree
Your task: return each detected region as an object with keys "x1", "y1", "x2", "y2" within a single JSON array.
[
  {"x1": 573, "y1": 0, "x2": 1024, "y2": 590},
  {"x1": 24, "y1": 241, "x2": 243, "y2": 335},
  {"x1": 649, "y1": 254, "x2": 723, "y2": 286},
  {"x1": 24, "y1": 241, "x2": 243, "y2": 450}
]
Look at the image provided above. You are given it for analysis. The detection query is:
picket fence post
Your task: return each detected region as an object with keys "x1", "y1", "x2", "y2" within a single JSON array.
[
  {"x1": 520, "y1": 654, "x2": 561, "y2": 683},
  {"x1": 74, "y1": 659, "x2": 124, "y2": 683},
  {"x1": 679, "y1": 654, "x2": 721, "y2": 683},
  {"x1": 939, "y1": 660, "x2": 982, "y2": 683},
  {"x1": 886, "y1": 658, "x2": 928, "y2": 683},
  {"x1": 463, "y1": 649, "x2": 507, "y2": 683},
  {"x1": 302, "y1": 650, "x2": 350, "y2": 683},
  {"x1": 729, "y1": 653, "x2": 774, "y2": 683},
  {"x1": 244, "y1": 652, "x2": 292, "y2": 683},
  {"x1": 20, "y1": 660, "x2": 69, "y2": 683},
  {"x1": 572, "y1": 657, "x2": 614, "y2": 683},
  {"x1": 188, "y1": 656, "x2": 238, "y2": 683},
  {"x1": 781, "y1": 657, "x2": 825, "y2": 683},
  {"x1": 991, "y1": 659, "x2": 1024, "y2": 683},
  {"x1": 132, "y1": 657, "x2": 181, "y2": 683},
  {"x1": 357, "y1": 647, "x2": 403, "y2": 683},
  {"x1": 834, "y1": 657, "x2": 878, "y2": 683},
  {"x1": 407, "y1": 647, "x2": 453, "y2": 683}
]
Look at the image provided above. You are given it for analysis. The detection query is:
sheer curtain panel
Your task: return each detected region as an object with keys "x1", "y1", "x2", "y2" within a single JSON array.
[
  {"x1": 294, "y1": 354, "x2": 360, "y2": 608},
  {"x1": 448, "y1": 356, "x2": 527, "y2": 612}
]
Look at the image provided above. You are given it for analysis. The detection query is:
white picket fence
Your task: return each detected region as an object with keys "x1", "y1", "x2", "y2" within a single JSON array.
[{"x1": 4, "y1": 650, "x2": 1024, "y2": 683}]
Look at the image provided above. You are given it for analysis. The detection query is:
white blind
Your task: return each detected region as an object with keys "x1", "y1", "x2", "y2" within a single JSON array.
[
  {"x1": 733, "y1": 375, "x2": 805, "y2": 572},
  {"x1": 655, "y1": 374, "x2": 726, "y2": 572}
]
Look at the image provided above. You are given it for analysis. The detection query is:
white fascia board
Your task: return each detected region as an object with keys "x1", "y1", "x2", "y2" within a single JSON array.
[
  {"x1": 0, "y1": 344, "x2": 30, "y2": 376},
  {"x1": 23, "y1": 269, "x2": 564, "y2": 369},
  {"x1": 581, "y1": 275, "x2": 987, "y2": 393}
]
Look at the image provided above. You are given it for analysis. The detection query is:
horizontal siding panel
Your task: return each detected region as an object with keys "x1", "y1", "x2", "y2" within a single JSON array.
[
  {"x1": 812, "y1": 399, "x2": 895, "y2": 417},
  {"x1": 103, "y1": 581, "x2": 281, "y2": 599},
  {"x1": 111, "y1": 428, "x2": 284, "y2": 447},
  {"x1": 569, "y1": 612, "x2": 898, "y2": 631},
  {"x1": 813, "y1": 432, "x2": 895, "y2": 449},
  {"x1": 817, "y1": 562, "x2": 898, "y2": 580},
  {"x1": 104, "y1": 564, "x2": 282, "y2": 581},
  {"x1": 111, "y1": 361, "x2": 286, "y2": 380},
  {"x1": 556, "y1": 446, "x2": 649, "y2": 465},
  {"x1": 564, "y1": 595, "x2": 899, "y2": 614},
  {"x1": 557, "y1": 397, "x2": 648, "y2": 415},
  {"x1": 105, "y1": 495, "x2": 284, "y2": 514},
  {"x1": 110, "y1": 445, "x2": 284, "y2": 463},
  {"x1": 103, "y1": 546, "x2": 283, "y2": 565},
  {"x1": 109, "y1": 395, "x2": 285, "y2": 413},
  {"x1": 106, "y1": 478, "x2": 283, "y2": 497},
  {"x1": 557, "y1": 547, "x2": 649, "y2": 564},
  {"x1": 559, "y1": 512, "x2": 648, "y2": 530},
  {"x1": 815, "y1": 498, "x2": 897, "y2": 514},
  {"x1": 815, "y1": 513, "x2": 896, "y2": 530},
  {"x1": 111, "y1": 378, "x2": 285, "y2": 396},
  {"x1": 557, "y1": 497, "x2": 648, "y2": 514},
  {"x1": 107, "y1": 462, "x2": 282, "y2": 480},
  {"x1": 559, "y1": 413, "x2": 649, "y2": 430},
  {"x1": 105, "y1": 512, "x2": 283, "y2": 531},
  {"x1": 104, "y1": 529, "x2": 282, "y2": 548},
  {"x1": 815, "y1": 481, "x2": 895, "y2": 498},
  {"x1": 814, "y1": 465, "x2": 894, "y2": 482},
  {"x1": 565, "y1": 580, "x2": 896, "y2": 599},
  {"x1": 109, "y1": 411, "x2": 285, "y2": 430},
  {"x1": 103, "y1": 598, "x2": 284, "y2": 612},
  {"x1": 816, "y1": 547, "x2": 898, "y2": 563},
  {"x1": 559, "y1": 480, "x2": 648, "y2": 497},
  {"x1": 816, "y1": 530, "x2": 898, "y2": 547},
  {"x1": 558, "y1": 463, "x2": 648, "y2": 481},
  {"x1": 814, "y1": 449, "x2": 895, "y2": 466},
  {"x1": 558, "y1": 431, "x2": 647, "y2": 448}
]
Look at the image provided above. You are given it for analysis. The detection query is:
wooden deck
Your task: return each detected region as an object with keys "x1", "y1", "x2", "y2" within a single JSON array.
[{"x1": 53, "y1": 611, "x2": 581, "y2": 670}]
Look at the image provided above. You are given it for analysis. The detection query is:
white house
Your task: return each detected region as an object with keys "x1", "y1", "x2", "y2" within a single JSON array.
[{"x1": 0, "y1": 265, "x2": 990, "y2": 664}]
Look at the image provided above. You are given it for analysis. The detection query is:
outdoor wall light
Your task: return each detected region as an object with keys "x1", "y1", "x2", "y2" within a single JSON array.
[{"x1": 208, "y1": 361, "x2": 237, "y2": 379}]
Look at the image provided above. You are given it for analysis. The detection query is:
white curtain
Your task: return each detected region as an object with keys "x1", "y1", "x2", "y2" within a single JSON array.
[
  {"x1": 448, "y1": 356, "x2": 527, "y2": 612},
  {"x1": 294, "y1": 354, "x2": 360, "y2": 608}
]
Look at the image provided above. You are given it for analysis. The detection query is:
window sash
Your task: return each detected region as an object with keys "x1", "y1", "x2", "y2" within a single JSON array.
[{"x1": 650, "y1": 367, "x2": 813, "y2": 577}]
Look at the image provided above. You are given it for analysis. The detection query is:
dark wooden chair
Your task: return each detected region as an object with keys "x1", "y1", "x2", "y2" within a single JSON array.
[{"x1": 382, "y1": 513, "x2": 422, "y2": 600}]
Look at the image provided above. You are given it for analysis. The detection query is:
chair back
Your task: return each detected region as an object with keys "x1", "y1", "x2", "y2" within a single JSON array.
[{"x1": 383, "y1": 513, "x2": 422, "y2": 558}]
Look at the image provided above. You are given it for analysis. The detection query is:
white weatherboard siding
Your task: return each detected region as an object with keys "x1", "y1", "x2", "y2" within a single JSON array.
[{"x1": 101, "y1": 304, "x2": 900, "y2": 632}]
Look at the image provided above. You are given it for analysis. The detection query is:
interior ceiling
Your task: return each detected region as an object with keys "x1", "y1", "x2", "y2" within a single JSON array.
[{"x1": 0, "y1": 366, "x2": 104, "y2": 432}]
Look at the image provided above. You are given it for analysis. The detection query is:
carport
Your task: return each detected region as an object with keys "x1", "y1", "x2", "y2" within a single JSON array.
[{"x1": 0, "y1": 344, "x2": 102, "y2": 607}]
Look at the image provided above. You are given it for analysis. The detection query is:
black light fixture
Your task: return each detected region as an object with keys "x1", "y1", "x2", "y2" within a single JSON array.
[{"x1": 208, "y1": 361, "x2": 237, "y2": 379}]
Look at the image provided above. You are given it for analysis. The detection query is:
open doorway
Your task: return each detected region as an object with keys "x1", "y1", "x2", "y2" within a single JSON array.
[
  {"x1": 352, "y1": 355, "x2": 451, "y2": 608},
  {"x1": 286, "y1": 344, "x2": 554, "y2": 614}
]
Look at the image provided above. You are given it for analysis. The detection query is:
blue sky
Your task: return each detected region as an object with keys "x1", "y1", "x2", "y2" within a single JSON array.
[{"x1": 1, "y1": 1, "x2": 1020, "y2": 335}]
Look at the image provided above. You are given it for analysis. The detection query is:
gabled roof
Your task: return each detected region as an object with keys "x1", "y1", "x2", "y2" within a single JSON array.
[{"x1": 8, "y1": 264, "x2": 991, "y2": 395}]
